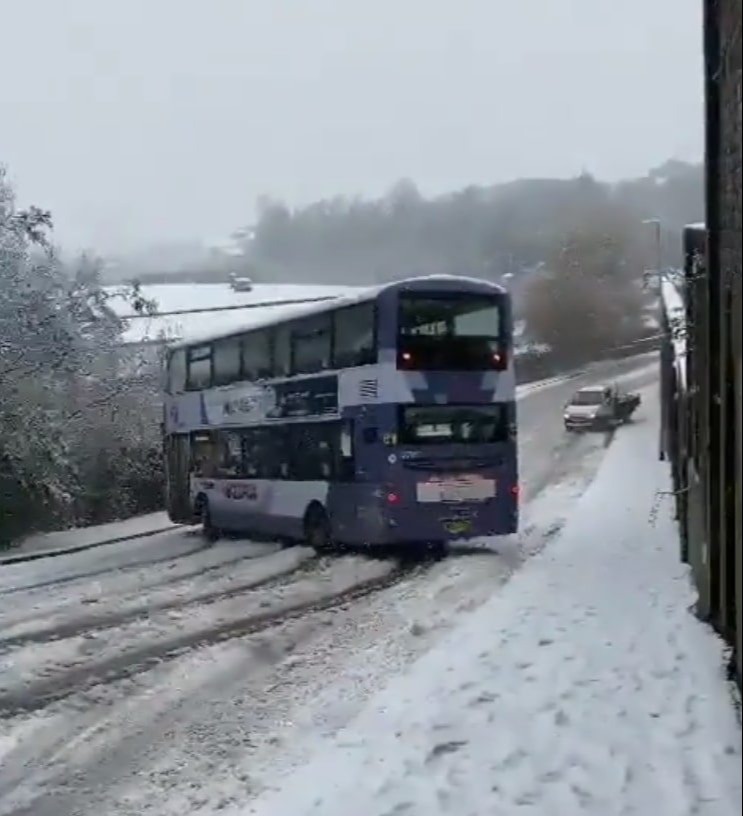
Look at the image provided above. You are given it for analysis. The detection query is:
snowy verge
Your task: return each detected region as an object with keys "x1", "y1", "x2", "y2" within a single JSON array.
[
  {"x1": 236, "y1": 392, "x2": 741, "y2": 816},
  {"x1": 515, "y1": 350, "x2": 658, "y2": 398},
  {"x1": 1, "y1": 513, "x2": 182, "y2": 565}
]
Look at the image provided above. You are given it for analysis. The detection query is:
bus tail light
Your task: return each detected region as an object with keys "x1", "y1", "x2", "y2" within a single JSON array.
[{"x1": 491, "y1": 350, "x2": 507, "y2": 370}]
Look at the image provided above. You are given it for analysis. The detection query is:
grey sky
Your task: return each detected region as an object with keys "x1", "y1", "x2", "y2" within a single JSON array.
[{"x1": 1, "y1": 0, "x2": 703, "y2": 254}]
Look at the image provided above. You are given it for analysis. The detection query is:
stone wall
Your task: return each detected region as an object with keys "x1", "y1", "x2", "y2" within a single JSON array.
[{"x1": 704, "y1": 0, "x2": 741, "y2": 684}]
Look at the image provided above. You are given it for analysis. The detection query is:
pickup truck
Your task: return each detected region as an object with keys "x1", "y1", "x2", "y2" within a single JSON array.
[{"x1": 563, "y1": 384, "x2": 641, "y2": 432}]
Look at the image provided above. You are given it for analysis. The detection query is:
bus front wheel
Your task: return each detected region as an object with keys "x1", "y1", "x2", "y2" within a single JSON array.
[
  {"x1": 304, "y1": 505, "x2": 333, "y2": 554},
  {"x1": 201, "y1": 499, "x2": 220, "y2": 544}
]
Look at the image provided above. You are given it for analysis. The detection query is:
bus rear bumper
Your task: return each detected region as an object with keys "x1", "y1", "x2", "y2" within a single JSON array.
[{"x1": 347, "y1": 503, "x2": 518, "y2": 547}]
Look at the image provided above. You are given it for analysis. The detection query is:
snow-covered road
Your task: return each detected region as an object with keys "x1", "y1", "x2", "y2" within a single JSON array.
[
  {"x1": 0, "y1": 354, "x2": 663, "y2": 816},
  {"x1": 241, "y1": 390, "x2": 741, "y2": 816}
]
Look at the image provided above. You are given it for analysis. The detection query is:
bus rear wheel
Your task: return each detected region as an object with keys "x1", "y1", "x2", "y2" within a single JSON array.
[
  {"x1": 201, "y1": 499, "x2": 220, "y2": 544},
  {"x1": 304, "y1": 505, "x2": 333, "y2": 554}
]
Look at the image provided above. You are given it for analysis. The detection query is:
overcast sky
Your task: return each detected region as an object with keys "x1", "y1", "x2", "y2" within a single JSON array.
[{"x1": 1, "y1": 0, "x2": 703, "y2": 254}]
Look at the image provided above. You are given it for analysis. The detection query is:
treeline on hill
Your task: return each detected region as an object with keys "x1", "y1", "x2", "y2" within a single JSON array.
[
  {"x1": 124, "y1": 159, "x2": 699, "y2": 365},
  {"x1": 125, "y1": 160, "x2": 700, "y2": 368},
  {"x1": 117, "y1": 160, "x2": 702, "y2": 290},
  {"x1": 246, "y1": 161, "x2": 701, "y2": 286},
  {"x1": 0, "y1": 168, "x2": 163, "y2": 548},
  {"x1": 247, "y1": 161, "x2": 700, "y2": 367}
]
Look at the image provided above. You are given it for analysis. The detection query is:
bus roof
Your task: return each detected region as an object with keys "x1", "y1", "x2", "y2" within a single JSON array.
[{"x1": 167, "y1": 274, "x2": 507, "y2": 350}]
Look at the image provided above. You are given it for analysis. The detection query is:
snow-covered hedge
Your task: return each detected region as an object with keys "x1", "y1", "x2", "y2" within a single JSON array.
[{"x1": 1, "y1": 169, "x2": 162, "y2": 546}]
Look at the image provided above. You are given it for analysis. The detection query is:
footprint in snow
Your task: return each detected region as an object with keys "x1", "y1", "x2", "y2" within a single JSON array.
[
  {"x1": 426, "y1": 740, "x2": 468, "y2": 763},
  {"x1": 469, "y1": 691, "x2": 498, "y2": 707}
]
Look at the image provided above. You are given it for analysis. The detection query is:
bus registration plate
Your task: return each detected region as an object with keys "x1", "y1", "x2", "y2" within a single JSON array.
[
  {"x1": 416, "y1": 475, "x2": 496, "y2": 504},
  {"x1": 444, "y1": 518, "x2": 471, "y2": 534}
]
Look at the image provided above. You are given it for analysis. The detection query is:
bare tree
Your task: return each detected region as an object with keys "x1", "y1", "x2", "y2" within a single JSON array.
[{"x1": 523, "y1": 224, "x2": 648, "y2": 366}]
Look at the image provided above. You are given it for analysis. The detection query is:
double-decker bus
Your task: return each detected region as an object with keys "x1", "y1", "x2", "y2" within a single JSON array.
[{"x1": 162, "y1": 275, "x2": 518, "y2": 552}]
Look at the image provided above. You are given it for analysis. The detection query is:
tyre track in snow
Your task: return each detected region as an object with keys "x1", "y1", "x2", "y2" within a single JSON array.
[
  {"x1": 0, "y1": 532, "x2": 212, "y2": 597},
  {"x1": 0, "y1": 542, "x2": 309, "y2": 639},
  {"x1": 0, "y1": 557, "x2": 428, "y2": 717},
  {"x1": 0, "y1": 550, "x2": 318, "y2": 651}
]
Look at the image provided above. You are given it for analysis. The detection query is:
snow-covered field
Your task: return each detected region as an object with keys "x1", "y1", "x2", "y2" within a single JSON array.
[
  {"x1": 106, "y1": 283, "x2": 364, "y2": 344},
  {"x1": 3, "y1": 354, "x2": 733, "y2": 816}
]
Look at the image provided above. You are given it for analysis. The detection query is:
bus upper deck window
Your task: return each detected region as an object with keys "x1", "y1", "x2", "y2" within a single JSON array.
[
  {"x1": 291, "y1": 314, "x2": 332, "y2": 374},
  {"x1": 168, "y1": 349, "x2": 187, "y2": 393},
  {"x1": 333, "y1": 302, "x2": 377, "y2": 368}
]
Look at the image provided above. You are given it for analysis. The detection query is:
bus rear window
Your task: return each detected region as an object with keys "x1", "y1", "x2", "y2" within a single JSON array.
[
  {"x1": 397, "y1": 292, "x2": 505, "y2": 370},
  {"x1": 399, "y1": 405, "x2": 509, "y2": 445}
]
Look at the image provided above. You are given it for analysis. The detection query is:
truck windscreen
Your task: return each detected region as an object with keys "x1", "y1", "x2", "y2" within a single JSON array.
[{"x1": 570, "y1": 391, "x2": 605, "y2": 406}]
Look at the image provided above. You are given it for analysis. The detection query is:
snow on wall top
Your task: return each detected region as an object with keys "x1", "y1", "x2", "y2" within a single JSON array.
[{"x1": 660, "y1": 274, "x2": 686, "y2": 388}]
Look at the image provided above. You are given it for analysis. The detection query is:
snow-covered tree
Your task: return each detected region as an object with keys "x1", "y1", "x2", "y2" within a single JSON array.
[{"x1": 1, "y1": 168, "x2": 162, "y2": 545}]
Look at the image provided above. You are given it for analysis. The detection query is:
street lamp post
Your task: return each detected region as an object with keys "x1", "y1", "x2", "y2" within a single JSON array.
[{"x1": 642, "y1": 218, "x2": 662, "y2": 290}]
